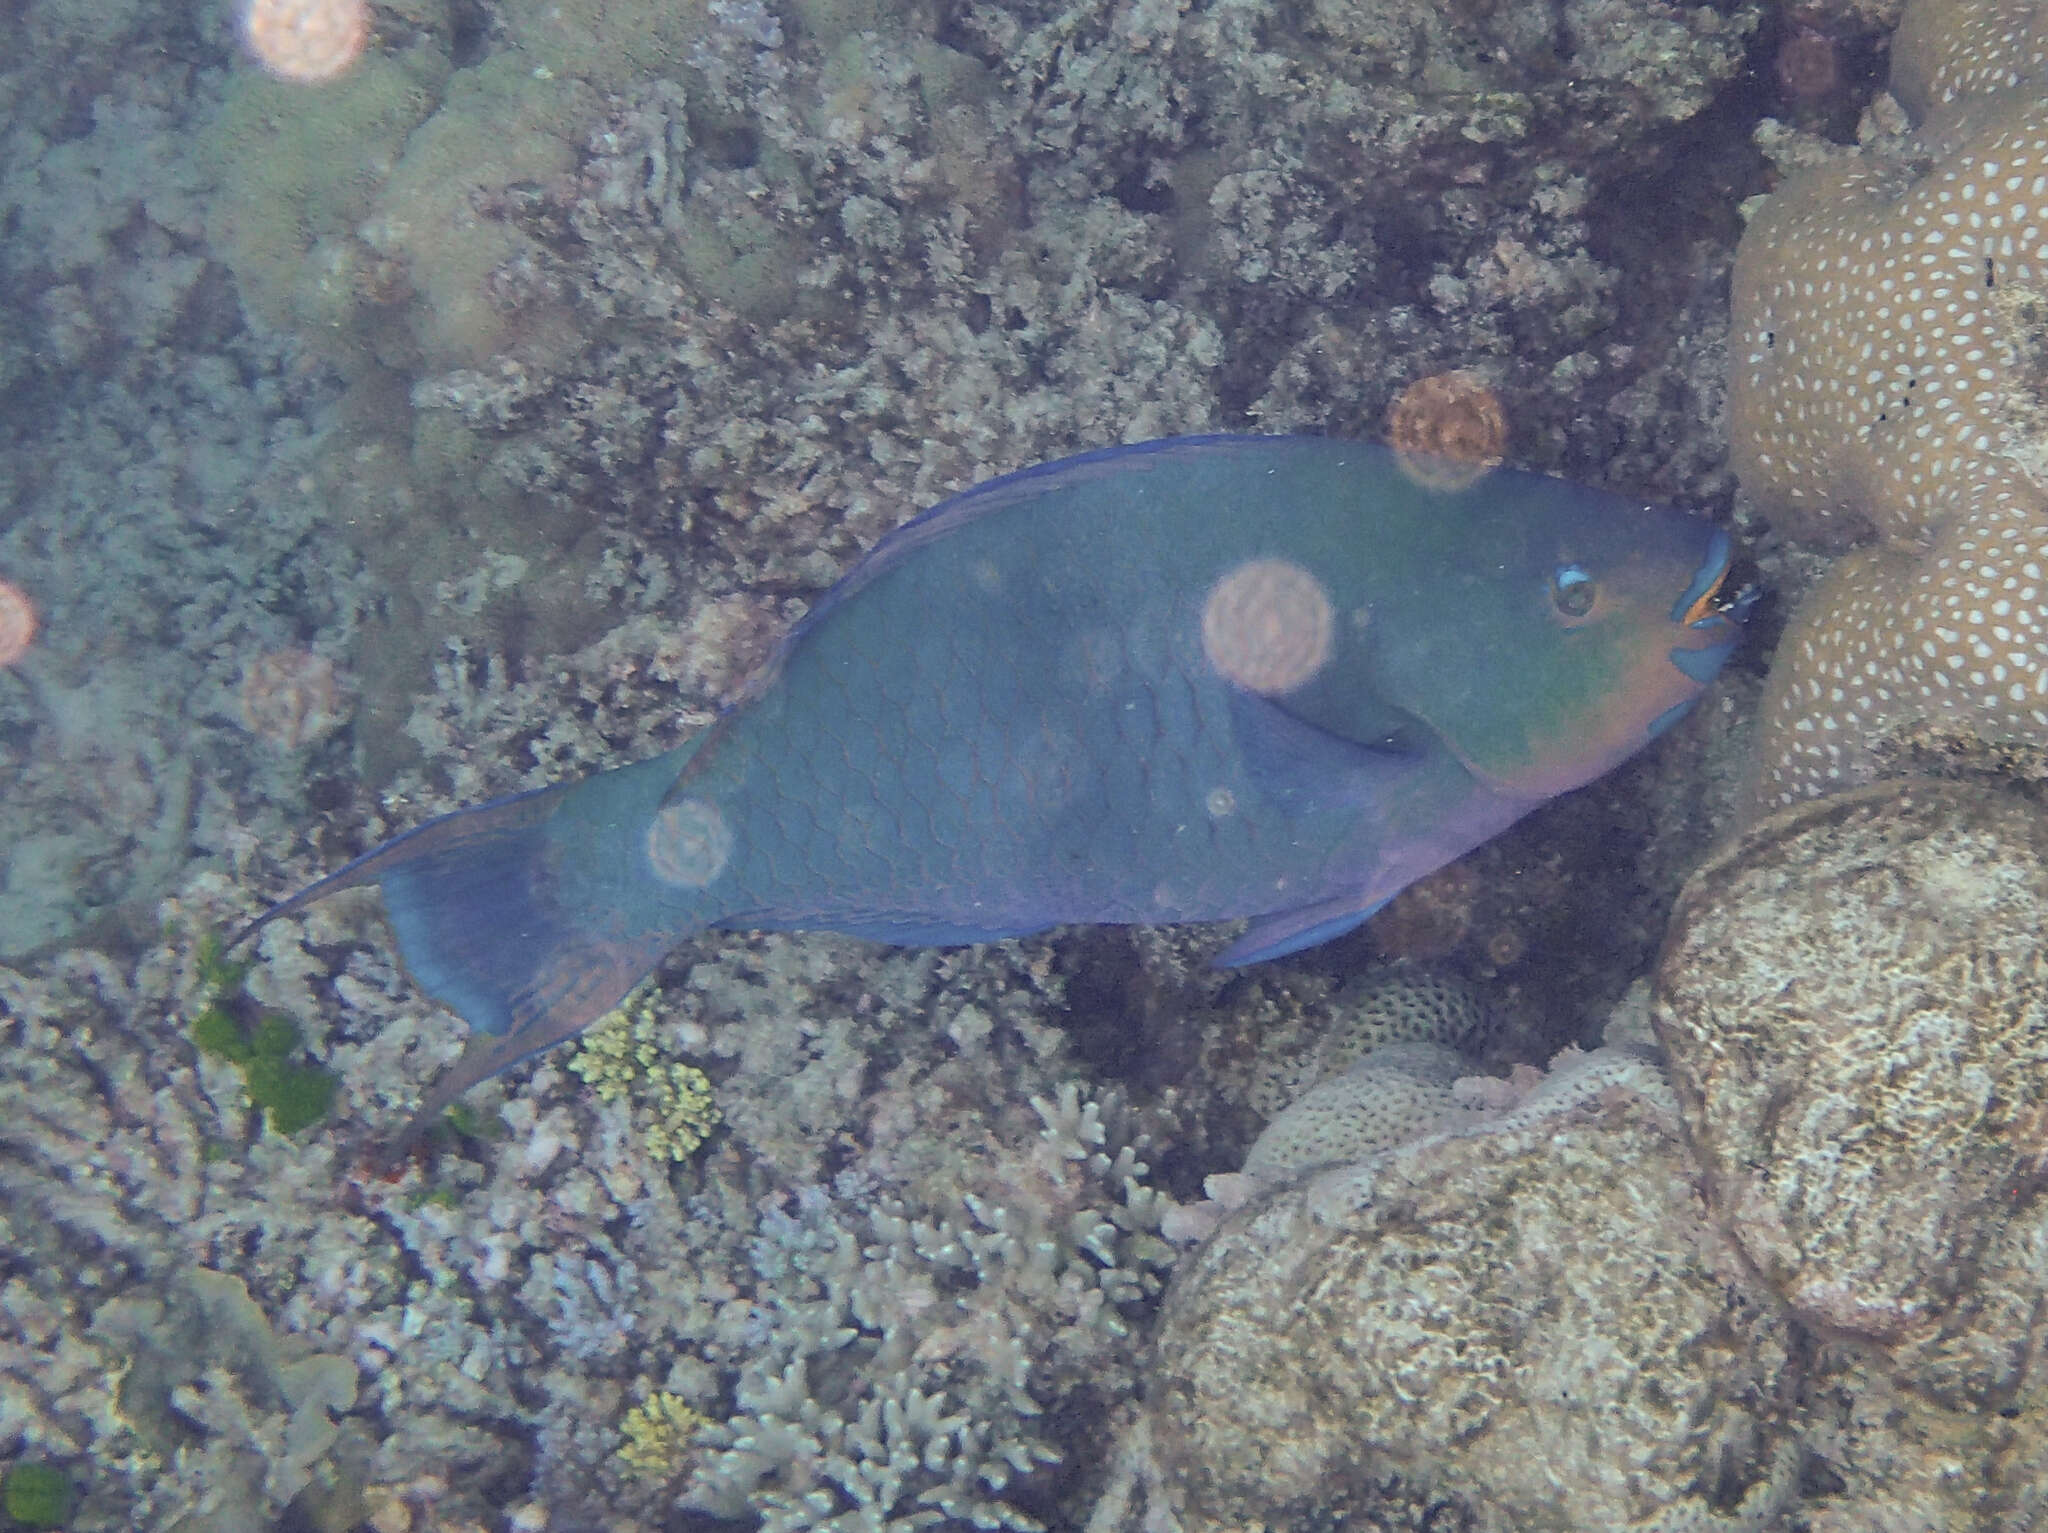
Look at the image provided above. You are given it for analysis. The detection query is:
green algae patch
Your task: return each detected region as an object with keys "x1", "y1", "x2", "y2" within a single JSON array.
[
  {"x1": 185, "y1": 933, "x2": 340, "y2": 1137},
  {"x1": 1, "y1": 1463, "x2": 77, "y2": 1529}
]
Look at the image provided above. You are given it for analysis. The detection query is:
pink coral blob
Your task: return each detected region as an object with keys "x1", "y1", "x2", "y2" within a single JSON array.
[
  {"x1": 0, "y1": 579, "x2": 35, "y2": 668},
  {"x1": 242, "y1": 0, "x2": 369, "y2": 82}
]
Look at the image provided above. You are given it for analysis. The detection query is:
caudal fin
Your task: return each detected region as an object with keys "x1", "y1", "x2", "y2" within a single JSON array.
[{"x1": 241, "y1": 752, "x2": 705, "y2": 1151}]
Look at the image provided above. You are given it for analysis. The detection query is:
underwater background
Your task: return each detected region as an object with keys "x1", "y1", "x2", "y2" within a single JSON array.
[{"x1": 4, "y1": 0, "x2": 2047, "y2": 1526}]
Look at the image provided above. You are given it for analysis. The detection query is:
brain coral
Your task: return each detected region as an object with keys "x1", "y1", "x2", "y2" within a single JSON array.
[
  {"x1": 1240, "y1": 1040, "x2": 1472, "y2": 1178},
  {"x1": 1148, "y1": 1082, "x2": 1799, "y2": 1532},
  {"x1": 1727, "y1": 0, "x2": 2048, "y2": 814}
]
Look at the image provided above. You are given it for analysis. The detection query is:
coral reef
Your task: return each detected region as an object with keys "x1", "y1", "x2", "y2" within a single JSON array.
[
  {"x1": 1236, "y1": 965, "x2": 1491, "y2": 1119},
  {"x1": 0, "y1": 0, "x2": 1801, "y2": 1518},
  {"x1": 0, "y1": 920, "x2": 533, "y2": 1531},
  {"x1": 1729, "y1": 0, "x2": 2048, "y2": 813},
  {"x1": 1112, "y1": 765, "x2": 2048, "y2": 1531},
  {"x1": 613, "y1": 1391, "x2": 710, "y2": 1483},
  {"x1": 1239, "y1": 1039, "x2": 1478, "y2": 1178},
  {"x1": 238, "y1": 649, "x2": 352, "y2": 754},
  {"x1": 1, "y1": 873, "x2": 1201, "y2": 1530},
  {"x1": 1656, "y1": 776, "x2": 2048, "y2": 1527},
  {"x1": 679, "y1": 1083, "x2": 1179, "y2": 1530}
]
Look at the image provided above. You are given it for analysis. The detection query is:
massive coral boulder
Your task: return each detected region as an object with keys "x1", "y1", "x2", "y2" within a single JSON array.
[
  {"x1": 1727, "y1": 0, "x2": 2048, "y2": 815},
  {"x1": 1656, "y1": 776, "x2": 2048, "y2": 1526},
  {"x1": 1142, "y1": 1079, "x2": 1799, "y2": 1532}
]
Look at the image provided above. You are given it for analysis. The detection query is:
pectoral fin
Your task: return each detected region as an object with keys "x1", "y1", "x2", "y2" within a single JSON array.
[{"x1": 1227, "y1": 688, "x2": 1426, "y2": 816}]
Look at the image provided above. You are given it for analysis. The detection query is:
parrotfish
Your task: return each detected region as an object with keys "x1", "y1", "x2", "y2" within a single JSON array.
[{"x1": 248, "y1": 435, "x2": 1747, "y2": 1140}]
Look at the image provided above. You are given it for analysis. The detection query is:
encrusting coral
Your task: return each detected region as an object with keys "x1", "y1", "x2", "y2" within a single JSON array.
[
  {"x1": 1728, "y1": 0, "x2": 2048, "y2": 814},
  {"x1": 1240, "y1": 1040, "x2": 1477, "y2": 1178},
  {"x1": 1238, "y1": 963, "x2": 1493, "y2": 1122}
]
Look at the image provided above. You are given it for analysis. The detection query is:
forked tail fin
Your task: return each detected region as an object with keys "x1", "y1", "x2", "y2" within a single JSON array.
[{"x1": 239, "y1": 750, "x2": 708, "y2": 1158}]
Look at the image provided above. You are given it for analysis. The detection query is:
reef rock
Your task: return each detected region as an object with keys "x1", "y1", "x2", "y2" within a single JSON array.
[
  {"x1": 1656, "y1": 776, "x2": 2048, "y2": 1526},
  {"x1": 1144, "y1": 1076, "x2": 1799, "y2": 1532}
]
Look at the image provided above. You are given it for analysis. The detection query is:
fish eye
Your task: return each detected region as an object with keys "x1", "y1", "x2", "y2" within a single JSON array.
[{"x1": 1550, "y1": 563, "x2": 1596, "y2": 618}]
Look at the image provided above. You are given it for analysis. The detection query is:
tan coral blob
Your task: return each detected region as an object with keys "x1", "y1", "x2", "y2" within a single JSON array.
[
  {"x1": 240, "y1": 649, "x2": 351, "y2": 750},
  {"x1": 1385, "y1": 370, "x2": 1508, "y2": 493},
  {"x1": 1727, "y1": 0, "x2": 2048, "y2": 816}
]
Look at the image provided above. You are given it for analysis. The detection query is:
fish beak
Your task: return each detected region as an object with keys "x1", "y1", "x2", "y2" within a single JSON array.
[
  {"x1": 1667, "y1": 532, "x2": 1754, "y2": 671},
  {"x1": 1672, "y1": 529, "x2": 1732, "y2": 629}
]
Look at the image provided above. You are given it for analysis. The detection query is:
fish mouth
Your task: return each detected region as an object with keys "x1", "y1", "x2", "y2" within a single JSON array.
[{"x1": 1666, "y1": 530, "x2": 1756, "y2": 683}]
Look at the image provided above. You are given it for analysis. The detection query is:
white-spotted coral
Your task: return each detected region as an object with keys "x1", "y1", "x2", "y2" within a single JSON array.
[{"x1": 1728, "y1": 0, "x2": 2048, "y2": 814}]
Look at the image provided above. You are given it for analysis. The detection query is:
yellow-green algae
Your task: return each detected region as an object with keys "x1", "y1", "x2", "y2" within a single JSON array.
[
  {"x1": 569, "y1": 990, "x2": 720, "y2": 1161},
  {"x1": 615, "y1": 1393, "x2": 711, "y2": 1482}
]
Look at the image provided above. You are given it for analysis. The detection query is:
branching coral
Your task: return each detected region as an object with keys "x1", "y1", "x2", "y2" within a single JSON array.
[
  {"x1": 568, "y1": 989, "x2": 720, "y2": 1161},
  {"x1": 615, "y1": 1392, "x2": 710, "y2": 1483},
  {"x1": 676, "y1": 1082, "x2": 1179, "y2": 1530}
]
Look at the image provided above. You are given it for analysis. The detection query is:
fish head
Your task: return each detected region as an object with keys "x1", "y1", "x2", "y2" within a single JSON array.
[{"x1": 1370, "y1": 471, "x2": 1751, "y2": 801}]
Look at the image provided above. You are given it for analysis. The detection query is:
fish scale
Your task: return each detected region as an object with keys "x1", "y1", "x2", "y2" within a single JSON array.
[
  {"x1": 245, "y1": 433, "x2": 1748, "y2": 1146},
  {"x1": 718, "y1": 467, "x2": 1354, "y2": 931}
]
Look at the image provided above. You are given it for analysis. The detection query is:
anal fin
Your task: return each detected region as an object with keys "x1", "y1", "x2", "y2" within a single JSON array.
[{"x1": 1212, "y1": 892, "x2": 1392, "y2": 966}]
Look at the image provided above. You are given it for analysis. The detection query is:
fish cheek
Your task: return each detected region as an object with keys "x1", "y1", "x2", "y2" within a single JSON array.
[{"x1": 1432, "y1": 616, "x2": 1647, "y2": 794}]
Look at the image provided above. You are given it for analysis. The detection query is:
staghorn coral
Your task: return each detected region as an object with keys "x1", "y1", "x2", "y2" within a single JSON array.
[
  {"x1": 1729, "y1": 0, "x2": 2048, "y2": 814},
  {"x1": 0, "y1": 904, "x2": 552, "y2": 1530},
  {"x1": 677, "y1": 1081, "x2": 1180, "y2": 1530},
  {"x1": 1655, "y1": 776, "x2": 2048, "y2": 1526},
  {"x1": 87, "y1": 1267, "x2": 362, "y2": 1530},
  {"x1": 614, "y1": 1391, "x2": 710, "y2": 1483}
]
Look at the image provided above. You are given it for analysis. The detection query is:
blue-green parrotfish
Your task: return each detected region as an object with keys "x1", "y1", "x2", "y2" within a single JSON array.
[{"x1": 248, "y1": 435, "x2": 1748, "y2": 1139}]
